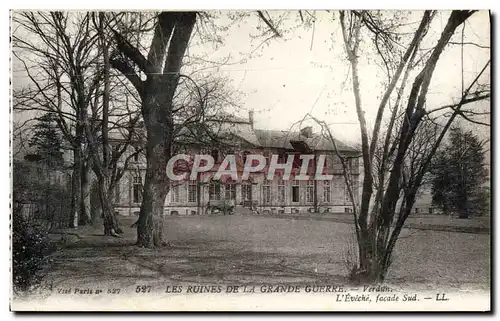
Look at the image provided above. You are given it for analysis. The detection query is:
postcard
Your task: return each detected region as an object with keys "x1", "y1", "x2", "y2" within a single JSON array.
[{"x1": 10, "y1": 9, "x2": 491, "y2": 312}]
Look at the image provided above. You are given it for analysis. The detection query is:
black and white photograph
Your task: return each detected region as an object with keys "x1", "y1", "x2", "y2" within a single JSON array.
[{"x1": 9, "y1": 9, "x2": 491, "y2": 311}]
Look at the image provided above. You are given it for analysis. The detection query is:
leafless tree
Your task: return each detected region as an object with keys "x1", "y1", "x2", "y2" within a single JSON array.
[
  {"x1": 109, "y1": 11, "x2": 278, "y2": 248},
  {"x1": 335, "y1": 10, "x2": 490, "y2": 282},
  {"x1": 107, "y1": 12, "x2": 197, "y2": 247},
  {"x1": 12, "y1": 11, "x2": 142, "y2": 234},
  {"x1": 13, "y1": 12, "x2": 102, "y2": 227}
]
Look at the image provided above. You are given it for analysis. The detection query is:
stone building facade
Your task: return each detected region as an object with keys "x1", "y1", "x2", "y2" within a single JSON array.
[{"x1": 112, "y1": 113, "x2": 360, "y2": 216}]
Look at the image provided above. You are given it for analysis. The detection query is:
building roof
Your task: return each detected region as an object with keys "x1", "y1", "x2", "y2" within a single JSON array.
[
  {"x1": 252, "y1": 129, "x2": 357, "y2": 152},
  {"x1": 107, "y1": 111, "x2": 357, "y2": 153},
  {"x1": 225, "y1": 123, "x2": 261, "y2": 146}
]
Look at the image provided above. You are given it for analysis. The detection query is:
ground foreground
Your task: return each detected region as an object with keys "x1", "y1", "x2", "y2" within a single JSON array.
[{"x1": 30, "y1": 214, "x2": 489, "y2": 293}]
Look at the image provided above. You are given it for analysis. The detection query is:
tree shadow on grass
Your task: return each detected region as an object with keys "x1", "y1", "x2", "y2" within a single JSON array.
[
  {"x1": 46, "y1": 234, "x2": 348, "y2": 288},
  {"x1": 118, "y1": 243, "x2": 347, "y2": 285},
  {"x1": 61, "y1": 236, "x2": 136, "y2": 249}
]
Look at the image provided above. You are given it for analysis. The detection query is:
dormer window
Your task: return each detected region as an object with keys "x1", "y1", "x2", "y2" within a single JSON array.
[{"x1": 277, "y1": 149, "x2": 286, "y2": 163}]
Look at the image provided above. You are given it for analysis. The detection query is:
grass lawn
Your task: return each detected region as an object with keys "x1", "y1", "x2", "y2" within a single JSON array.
[{"x1": 39, "y1": 214, "x2": 489, "y2": 297}]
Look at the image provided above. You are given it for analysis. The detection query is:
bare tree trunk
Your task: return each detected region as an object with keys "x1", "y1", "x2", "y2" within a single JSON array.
[
  {"x1": 136, "y1": 90, "x2": 170, "y2": 247},
  {"x1": 70, "y1": 147, "x2": 81, "y2": 228},
  {"x1": 136, "y1": 164, "x2": 168, "y2": 247},
  {"x1": 117, "y1": 12, "x2": 196, "y2": 248},
  {"x1": 81, "y1": 11, "x2": 124, "y2": 236},
  {"x1": 339, "y1": 13, "x2": 375, "y2": 280},
  {"x1": 80, "y1": 159, "x2": 92, "y2": 225},
  {"x1": 90, "y1": 179, "x2": 102, "y2": 223},
  {"x1": 338, "y1": 10, "x2": 477, "y2": 283},
  {"x1": 97, "y1": 176, "x2": 122, "y2": 236}
]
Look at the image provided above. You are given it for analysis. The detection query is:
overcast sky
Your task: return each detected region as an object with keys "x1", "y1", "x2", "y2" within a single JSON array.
[
  {"x1": 186, "y1": 10, "x2": 491, "y2": 144},
  {"x1": 13, "y1": 10, "x2": 491, "y2": 146}
]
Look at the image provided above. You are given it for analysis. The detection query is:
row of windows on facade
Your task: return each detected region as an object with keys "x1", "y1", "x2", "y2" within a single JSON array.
[{"x1": 124, "y1": 179, "x2": 351, "y2": 205}]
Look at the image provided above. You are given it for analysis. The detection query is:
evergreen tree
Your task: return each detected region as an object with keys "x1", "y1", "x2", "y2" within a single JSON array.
[
  {"x1": 28, "y1": 113, "x2": 65, "y2": 169},
  {"x1": 430, "y1": 126, "x2": 489, "y2": 218}
]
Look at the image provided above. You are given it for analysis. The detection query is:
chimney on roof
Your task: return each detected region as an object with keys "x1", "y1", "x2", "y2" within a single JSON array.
[
  {"x1": 300, "y1": 126, "x2": 313, "y2": 138},
  {"x1": 248, "y1": 110, "x2": 254, "y2": 129}
]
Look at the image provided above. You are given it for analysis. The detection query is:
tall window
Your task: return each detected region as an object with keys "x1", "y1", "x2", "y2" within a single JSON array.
[
  {"x1": 262, "y1": 181, "x2": 271, "y2": 204},
  {"x1": 350, "y1": 158, "x2": 358, "y2": 173},
  {"x1": 242, "y1": 184, "x2": 252, "y2": 202},
  {"x1": 344, "y1": 183, "x2": 351, "y2": 204},
  {"x1": 225, "y1": 183, "x2": 236, "y2": 200},
  {"x1": 171, "y1": 183, "x2": 180, "y2": 203},
  {"x1": 209, "y1": 181, "x2": 221, "y2": 201},
  {"x1": 346, "y1": 158, "x2": 354, "y2": 172},
  {"x1": 291, "y1": 180, "x2": 300, "y2": 203},
  {"x1": 277, "y1": 179, "x2": 285, "y2": 204},
  {"x1": 323, "y1": 181, "x2": 331, "y2": 203},
  {"x1": 188, "y1": 181, "x2": 197, "y2": 203},
  {"x1": 306, "y1": 180, "x2": 314, "y2": 203},
  {"x1": 132, "y1": 176, "x2": 142, "y2": 204}
]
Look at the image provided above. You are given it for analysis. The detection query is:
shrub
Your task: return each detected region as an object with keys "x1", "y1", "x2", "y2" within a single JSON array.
[{"x1": 12, "y1": 213, "x2": 55, "y2": 294}]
